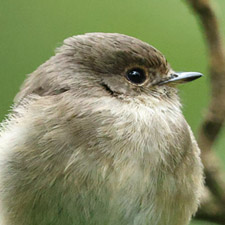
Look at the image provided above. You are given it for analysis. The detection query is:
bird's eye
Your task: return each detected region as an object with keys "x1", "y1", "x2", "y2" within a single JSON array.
[{"x1": 125, "y1": 68, "x2": 147, "y2": 85}]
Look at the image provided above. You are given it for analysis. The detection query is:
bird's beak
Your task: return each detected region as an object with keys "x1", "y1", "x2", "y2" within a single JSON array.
[{"x1": 158, "y1": 72, "x2": 203, "y2": 85}]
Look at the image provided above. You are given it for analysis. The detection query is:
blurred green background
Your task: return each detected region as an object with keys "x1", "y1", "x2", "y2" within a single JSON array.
[{"x1": 0, "y1": 0, "x2": 224, "y2": 224}]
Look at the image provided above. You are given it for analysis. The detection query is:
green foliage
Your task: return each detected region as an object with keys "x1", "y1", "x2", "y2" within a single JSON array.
[{"x1": 0, "y1": 1, "x2": 225, "y2": 224}]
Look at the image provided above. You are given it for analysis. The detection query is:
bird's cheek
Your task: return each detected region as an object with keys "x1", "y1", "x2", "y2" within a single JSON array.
[{"x1": 100, "y1": 77, "x2": 134, "y2": 96}]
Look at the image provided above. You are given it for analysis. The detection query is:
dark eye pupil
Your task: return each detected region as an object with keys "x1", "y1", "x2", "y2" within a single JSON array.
[{"x1": 126, "y1": 68, "x2": 146, "y2": 84}]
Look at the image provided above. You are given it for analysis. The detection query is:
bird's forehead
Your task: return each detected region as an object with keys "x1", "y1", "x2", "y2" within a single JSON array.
[{"x1": 61, "y1": 33, "x2": 169, "y2": 75}]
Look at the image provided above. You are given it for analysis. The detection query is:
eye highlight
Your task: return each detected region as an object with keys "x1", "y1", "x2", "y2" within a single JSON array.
[{"x1": 125, "y1": 68, "x2": 147, "y2": 85}]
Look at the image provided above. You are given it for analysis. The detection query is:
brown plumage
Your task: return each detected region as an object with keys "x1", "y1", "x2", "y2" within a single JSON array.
[{"x1": 0, "y1": 33, "x2": 203, "y2": 225}]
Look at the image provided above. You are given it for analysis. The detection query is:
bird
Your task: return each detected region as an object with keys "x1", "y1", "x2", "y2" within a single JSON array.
[{"x1": 0, "y1": 33, "x2": 204, "y2": 225}]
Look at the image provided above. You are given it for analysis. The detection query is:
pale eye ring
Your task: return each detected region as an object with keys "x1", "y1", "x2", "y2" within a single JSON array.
[{"x1": 125, "y1": 68, "x2": 147, "y2": 85}]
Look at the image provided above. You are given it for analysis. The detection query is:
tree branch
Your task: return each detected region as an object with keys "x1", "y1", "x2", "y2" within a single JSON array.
[
  {"x1": 197, "y1": 187, "x2": 225, "y2": 224},
  {"x1": 185, "y1": 0, "x2": 225, "y2": 224}
]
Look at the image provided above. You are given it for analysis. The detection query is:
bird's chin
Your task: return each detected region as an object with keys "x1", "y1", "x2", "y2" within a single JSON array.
[{"x1": 147, "y1": 85, "x2": 178, "y2": 99}]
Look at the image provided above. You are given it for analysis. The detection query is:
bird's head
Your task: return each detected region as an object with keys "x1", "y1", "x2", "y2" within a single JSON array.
[{"x1": 15, "y1": 33, "x2": 202, "y2": 106}]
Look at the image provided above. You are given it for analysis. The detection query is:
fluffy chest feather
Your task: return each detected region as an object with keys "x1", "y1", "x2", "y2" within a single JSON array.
[
  {"x1": 67, "y1": 98, "x2": 200, "y2": 225},
  {"x1": 0, "y1": 96, "x2": 202, "y2": 225}
]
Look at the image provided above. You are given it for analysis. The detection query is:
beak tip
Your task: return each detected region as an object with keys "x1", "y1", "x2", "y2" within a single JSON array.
[
  {"x1": 195, "y1": 72, "x2": 203, "y2": 77},
  {"x1": 189, "y1": 72, "x2": 203, "y2": 81}
]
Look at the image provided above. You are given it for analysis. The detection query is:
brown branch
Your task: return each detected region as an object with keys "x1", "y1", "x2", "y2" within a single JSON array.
[
  {"x1": 197, "y1": 187, "x2": 225, "y2": 224},
  {"x1": 185, "y1": 0, "x2": 225, "y2": 224}
]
